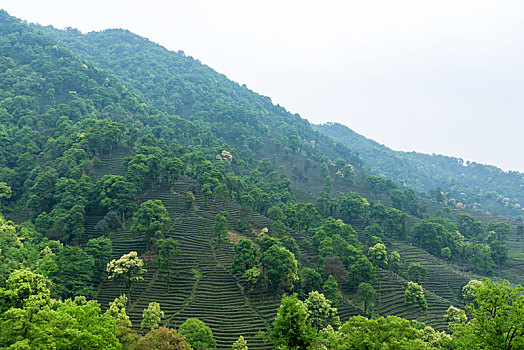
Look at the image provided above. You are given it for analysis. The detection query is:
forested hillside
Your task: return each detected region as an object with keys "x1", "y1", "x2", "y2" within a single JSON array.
[
  {"x1": 315, "y1": 122, "x2": 524, "y2": 221},
  {"x1": 1, "y1": 10, "x2": 523, "y2": 349}
]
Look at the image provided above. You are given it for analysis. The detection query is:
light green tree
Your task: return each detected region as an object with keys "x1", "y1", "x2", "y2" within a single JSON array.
[
  {"x1": 178, "y1": 318, "x2": 216, "y2": 350},
  {"x1": 105, "y1": 295, "x2": 137, "y2": 347},
  {"x1": 326, "y1": 315, "x2": 428, "y2": 349},
  {"x1": 0, "y1": 270, "x2": 120, "y2": 350},
  {"x1": 107, "y1": 251, "x2": 147, "y2": 305},
  {"x1": 0, "y1": 182, "x2": 11, "y2": 209},
  {"x1": 141, "y1": 301, "x2": 164, "y2": 330},
  {"x1": 452, "y1": 280, "x2": 524, "y2": 349},
  {"x1": 232, "y1": 335, "x2": 248, "y2": 350},
  {"x1": 405, "y1": 281, "x2": 427, "y2": 310},
  {"x1": 322, "y1": 275, "x2": 340, "y2": 307},
  {"x1": 462, "y1": 279, "x2": 482, "y2": 304},
  {"x1": 304, "y1": 291, "x2": 340, "y2": 331},
  {"x1": 214, "y1": 213, "x2": 228, "y2": 243},
  {"x1": 268, "y1": 294, "x2": 316, "y2": 349}
]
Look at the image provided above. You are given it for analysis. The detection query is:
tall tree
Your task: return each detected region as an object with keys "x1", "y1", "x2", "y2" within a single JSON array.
[
  {"x1": 322, "y1": 275, "x2": 340, "y2": 308},
  {"x1": 452, "y1": 280, "x2": 524, "y2": 350},
  {"x1": 304, "y1": 291, "x2": 340, "y2": 331},
  {"x1": 85, "y1": 236, "x2": 113, "y2": 282},
  {"x1": 155, "y1": 237, "x2": 180, "y2": 289},
  {"x1": 405, "y1": 282, "x2": 427, "y2": 310},
  {"x1": 408, "y1": 263, "x2": 427, "y2": 285},
  {"x1": 141, "y1": 301, "x2": 164, "y2": 331},
  {"x1": 261, "y1": 244, "x2": 298, "y2": 291},
  {"x1": 106, "y1": 251, "x2": 147, "y2": 305},
  {"x1": 178, "y1": 318, "x2": 216, "y2": 350},
  {"x1": 131, "y1": 200, "x2": 171, "y2": 249},
  {"x1": 213, "y1": 213, "x2": 228, "y2": 243},
  {"x1": 232, "y1": 238, "x2": 258, "y2": 275},
  {"x1": 268, "y1": 294, "x2": 316, "y2": 350},
  {"x1": 355, "y1": 282, "x2": 376, "y2": 314}
]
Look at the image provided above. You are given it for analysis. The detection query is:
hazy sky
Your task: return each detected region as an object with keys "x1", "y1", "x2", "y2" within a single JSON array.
[{"x1": 3, "y1": 1, "x2": 524, "y2": 172}]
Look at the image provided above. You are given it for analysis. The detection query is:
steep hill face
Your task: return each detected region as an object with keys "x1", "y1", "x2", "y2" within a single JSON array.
[
  {"x1": 315, "y1": 122, "x2": 524, "y2": 221},
  {"x1": 39, "y1": 26, "x2": 363, "y2": 168},
  {"x1": 2, "y1": 10, "x2": 524, "y2": 349}
]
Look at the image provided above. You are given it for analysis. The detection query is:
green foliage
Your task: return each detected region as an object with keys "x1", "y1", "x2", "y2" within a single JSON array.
[
  {"x1": 155, "y1": 237, "x2": 180, "y2": 287},
  {"x1": 317, "y1": 122, "x2": 524, "y2": 221},
  {"x1": 389, "y1": 250, "x2": 401, "y2": 274},
  {"x1": 355, "y1": 282, "x2": 376, "y2": 314},
  {"x1": 105, "y1": 295, "x2": 137, "y2": 347},
  {"x1": 261, "y1": 244, "x2": 298, "y2": 291},
  {"x1": 0, "y1": 270, "x2": 120, "y2": 350},
  {"x1": 325, "y1": 315, "x2": 432, "y2": 349},
  {"x1": 133, "y1": 326, "x2": 191, "y2": 350},
  {"x1": 98, "y1": 175, "x2": 138, "y2": 225},
  {"x1": 107, "y1": 251, "x2": 147, "y2": 305},
  {"x1": 178, "y1": 318, "x2": 216, "y2": 350},
  {"x1": 348, "y1": 256, "x2": 376, "y2": 289},
  {"x1": 55, "y1": 245, "x2": 95, "y2": 298},
  {"x1": 86, "y1": 236, "x2": 113, "y2": 282},
  {"x1": 457, "y1": 214, "x2": 483, "y2": 239},
  {"x1": 141, "y1": 301, "x2": 164, "y2": 331},
  {"x1": 232, "y1": 335, "x2": 248, "y2": 350},
  {"x1": 299, "y1": 267, "x2": 323, "y2": 298},
  {"x1": 213, "y1": 213, "x2": 228, "y2": 243},
  {"x1": 440, "y1": 247, "x2": 451, "y2": 260},
  {"x1": 0, "y1": 268, "x2": 50, "y2": 312},
  {"x1": 304, "y1": 291, "x2": 340, "y2": 331},
  {"x1": 131, "y1": 200, "x2": 171, "y2": 249},
  {"x1": 368, "y1": 243, "x2": 388, "y2": 269},
  {"x1": 408, "y1": 263, "x2": 427, "y2": 284},
  {"x1": 232, "y1": 238, "x2": 258, "y2": 275},
  {"x1": 268, "y1": 294, "x2": 316, "y2": 349},
  {"x1": 405, "y1": 281, "x2": 427, "y2": 310},
  {"x1": 487, "y1": 222, "x2": 511, "y2": 243},
  {"x1": 242, "y1": 267, "x2": 263, "y2": 292},
  {"x1": 462, "y1": 279, "x2": 483, "y2": 304},
  {"x1": 452, "y1": 280, "x2": 524, "y2": 349},
  {"x1": 444, "y1": 306, "x2": 467, "y2": 328},
  {"x1": 0, "y1": 182, "x2": 11, "y2": 209},
  {"x1": 322, "y1": 275, "x2": 339, "y2": 308}
]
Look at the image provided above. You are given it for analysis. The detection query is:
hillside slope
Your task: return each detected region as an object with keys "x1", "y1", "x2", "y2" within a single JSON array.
[
  {"x1": 314, "y1": 122, "x2": 524, "y2": 221},
  {"x1": 1, "y1": 10, "x2": 523, "y2": 349}
]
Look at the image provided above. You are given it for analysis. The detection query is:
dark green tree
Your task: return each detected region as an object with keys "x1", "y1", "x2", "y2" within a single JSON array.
[
  {"x1": 131, "y1": 200, "x2": 171, "y2": 249},
  {"x1": 261, "y1": 244, "x2": 298, "y2": 291},
  {"x1": 355, "y1": 282, "x2": 376, "y2": 314},
  {"x1": 155, "y1": 238, "x2": 180, "y2": 289},
  {"x1": 232, "y1": 238, "x2": 258, "y2": 275}
]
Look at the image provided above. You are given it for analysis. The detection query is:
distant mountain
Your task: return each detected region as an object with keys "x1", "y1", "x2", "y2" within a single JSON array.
[{"x1": 314, "y1": 122, "x2": 524, "y2": 221}]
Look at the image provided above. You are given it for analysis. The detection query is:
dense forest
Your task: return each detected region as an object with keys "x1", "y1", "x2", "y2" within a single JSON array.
[
  {"x1": 1, "y1": 10, "x2": 523, "y2": 349},
  {"x1": 315, "y1": 122, "x2": 524, "y2": 221}
]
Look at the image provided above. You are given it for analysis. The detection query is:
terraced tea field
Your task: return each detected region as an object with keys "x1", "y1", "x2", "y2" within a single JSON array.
[{"x1": 86, "y1": 150, "x2": 483, "y2": 347}]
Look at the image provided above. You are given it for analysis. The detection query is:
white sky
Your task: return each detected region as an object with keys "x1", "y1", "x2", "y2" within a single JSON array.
[{"x1": 3, "y1": 1, "x2": 524, "y2": 172}]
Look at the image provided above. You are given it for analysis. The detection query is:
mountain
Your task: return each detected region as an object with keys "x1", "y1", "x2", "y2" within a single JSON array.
[
  {"x1": 1, "y1": 9, "x2": 523, "y2": 349},
  {"x1": 315, "y1": 122, "x2": 524, "y2": 221}
]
